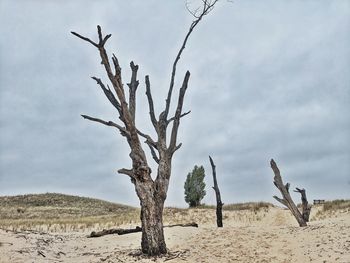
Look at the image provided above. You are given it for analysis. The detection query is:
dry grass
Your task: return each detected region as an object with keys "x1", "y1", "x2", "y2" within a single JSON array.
[
  {"x1": 0, "y1": 193, "x2": 276, "y2": 232},
  {"x1": 163, "y1": 202, "x2": 273, "y2": 225},
  {"x1": 193, "y1": 202, "x2": 273, "y2": 211},
  {"x1": 4, "y1": 193, "x2": 347, "y2": 232},
  {"x1": 311, "y1": 199, "x2": 350, "y2": 221},
  {"x1": 322, "y1": 199, "x2": 350, "y2": 211},
  {"x1": 223, "y1": 202, "x2": 273, "y2": 211},
  {"x1": 0, "y1": 193, "x2": 139, "y2": 232}
]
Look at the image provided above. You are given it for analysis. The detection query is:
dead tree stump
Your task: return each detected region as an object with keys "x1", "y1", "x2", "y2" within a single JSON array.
[
  {"x1": 270, "y1": 159, "x2": 307, "y2": 227},
  {"x1": 209, "y1": 156, "x2": 223, "y2": 227},
  {"x1": 294, "y1": 187, "x2": 312, "y2": 222}
]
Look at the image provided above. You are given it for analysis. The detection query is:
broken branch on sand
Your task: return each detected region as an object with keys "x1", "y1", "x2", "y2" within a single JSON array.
[{"x1": 88, "y1": 222, "x2": 198, "y2": 238}]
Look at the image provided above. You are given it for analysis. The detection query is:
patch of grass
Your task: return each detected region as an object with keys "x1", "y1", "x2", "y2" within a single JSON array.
[
  {"x1": 311, "y1": 199, "x2": 350, "y2": 221},
  {"x1": 186, "y1": 202, "x2": 273, "y2": 212},
  {"x1": 322, "y1": 199, "x2": 350, "y2": 212},
  {"x1": 223, "y1": 202, "x2": 273, "y2": 212}
]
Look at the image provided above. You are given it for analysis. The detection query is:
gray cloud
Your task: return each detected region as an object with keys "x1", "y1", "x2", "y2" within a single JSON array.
[{"x1": 0, "y1": 0, "x2": 349, "y2": 207}]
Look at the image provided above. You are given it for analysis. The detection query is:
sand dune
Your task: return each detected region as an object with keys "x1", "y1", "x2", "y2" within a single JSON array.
[{"x1": 1, "y1": 206, "x2": 349, "y2": 263}]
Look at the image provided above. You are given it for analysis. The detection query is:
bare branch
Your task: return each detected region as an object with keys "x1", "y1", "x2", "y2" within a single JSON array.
[
  {"x1": 137, "y1": 129, "x2": 157, "y2": 148},
  {"x1": 273, "y1": 196, "x2": 288, "y2": 207},
  {"x1": 145, "y1": 75, "x2": 158, "y2": 129},
  {"x1": 71, "y1": 31, "x2": 99, "y2": 48},
  {"x1": 174, "y1": 143, "x2": 182, "y2": 152},
  {"x1": 147, "y1": 144, "x2": 160, "y2": 164},
  {"x1": 185, "y1": 2, "x2": 201, "y2": 18},
  {"x1": 285, "y1": 182, "x2": 290, "y2": 192},
  {"x1": 118, "y1": 168, "x2": 135, "y2": 179},
  {"x1": 72, "y1": 26, "x2": 131, "y2": 134},
  {"x1": 135, "y1": 128, "x2": 159, "y2": 163},
  {"x1": 163, "y1": 0, "x2": 219, "y2": 119},
  {"x1": 81, "y1": 114, "x2": 129, "y2": 137},
  {"x1": 71, "y1": 25, "x2": 112, "y2": 48},
  {"x1": 186, "y1": 0, "x2": 218, "y2": 18},
  {"x1": 127, "y1": 61, "x2": 139, "y2": 123},
  {"x1": 97, "y1": 25, "x2": 112, "y2": 46},
  {"x1": 91, "y1": 77, "x2": 121, "y2": 112},
  {"x1": 112, "y1": 54, "x2": 122, "y2": 78},
  {"x1": 168, "y1": 71, "x2": 190, "y2": 153},
  {"x1": 168, "y1": 110, "x2": 191, "y2": 124}
]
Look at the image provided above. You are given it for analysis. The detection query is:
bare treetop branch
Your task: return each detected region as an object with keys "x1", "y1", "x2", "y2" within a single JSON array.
[
  {"x1": 127, "y1": 61, "x2": 139, "y2": 123},
  {"x1": 164, "y1": 0, "x2": 219, "y2": 120},
  {"x1": 71, "y1": 25, "x2": 112, "y2": 48},
  {"x1": 145, "y1": 75, "x2": 158, "y2": 130},
  {"x1": 70, "y1": 31, "x2": 99, "y2": 48},
  {"x1": 168, "y1": 71, "x2": 190, "y2": 153},
  {"x1": 186, "y1": 0, "x2": 218, "y2": 18}
]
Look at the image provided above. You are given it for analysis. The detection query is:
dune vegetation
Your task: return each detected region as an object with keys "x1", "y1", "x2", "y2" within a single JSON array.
[{"x1": 1, "y1": 193, "x2": 348, "y2": 234}]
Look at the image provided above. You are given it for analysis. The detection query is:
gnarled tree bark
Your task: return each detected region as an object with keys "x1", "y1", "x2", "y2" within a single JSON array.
[
  {"x1": 270, "y1": 159, "x2": 307, "y2": 227},
  {"x1": 294, "y1": 187, "x2": 311, "y2": 222},
  {"x1": 71, "y1": 0, "x2": 218, "y2": 256},
  {"x1": 209, "y1": 156, "x2": 223, "y2": 227}
]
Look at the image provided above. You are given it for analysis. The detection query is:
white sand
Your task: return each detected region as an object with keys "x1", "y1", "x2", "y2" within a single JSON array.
[{"x1": 0, "y1": 207, "x2": 349, "y2": 263}]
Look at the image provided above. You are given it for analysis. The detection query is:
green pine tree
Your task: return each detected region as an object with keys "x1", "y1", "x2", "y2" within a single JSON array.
[{"x1": 184, "y1": 165, "x2": 206, "y2": 207}]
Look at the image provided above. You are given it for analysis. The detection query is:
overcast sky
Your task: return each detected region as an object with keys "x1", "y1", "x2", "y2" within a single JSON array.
[{"x1": 0, "y1": 0, "x2": 349, "y2": 207}]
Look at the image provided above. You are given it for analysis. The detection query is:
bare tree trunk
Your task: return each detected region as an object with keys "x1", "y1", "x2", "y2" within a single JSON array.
[
  {"x1": 209, "y1": 156, "x2": 223, "y2": 227},
  {"x1": 140, "y1": 196, "x2": 166, "y2": 255},
  {"x1": 270, "y1": 159, "x2": 307, "y2": 227},
  {"x1": 294, "y1": 187, "x2": 311, "y2": 222}
]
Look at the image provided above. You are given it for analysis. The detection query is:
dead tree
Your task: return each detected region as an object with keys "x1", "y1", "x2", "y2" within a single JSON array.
[
  {"x1": 71, "y1": 0, "x2": 218, "y2": 256},
  {"x1": 209, "y1": 156, "x2": 223, "y2": 227},
  {"x1": 270, "y1": 159, "x2": 307, "y2": 227},
  {"x1": 294, "y1": 187, "x2": 311, "y2": 222}
]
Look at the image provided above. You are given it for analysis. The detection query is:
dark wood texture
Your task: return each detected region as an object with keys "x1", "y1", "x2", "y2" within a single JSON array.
[
  {"x1": 209, "y1": 156, "x2": 223, "y2": 227},
  {"x1": 294, "y1": 187, "x2": 312, "y2": 222}
]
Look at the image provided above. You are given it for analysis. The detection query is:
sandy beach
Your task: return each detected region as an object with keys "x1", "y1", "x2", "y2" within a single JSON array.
[{"x1": 1, "y1": 206, "x2": 349, "y2": 263}]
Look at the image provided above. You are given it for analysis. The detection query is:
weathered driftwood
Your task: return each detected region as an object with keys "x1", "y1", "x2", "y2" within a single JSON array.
[
  {"x1": 90, "y1": 226, "x2": 142, "y2": 237},
  {"x1": 89, "y1": 223, "x2": 198, "y2": 238},
  {"x1": 164, "y1": 222, "x2": 198, "y2": 228},
  {"x1": 209, "y1": 156, "x2": 223, "y2": 227},
  {"x1": 270, "y1": 159, "x2": 307, "y2": 227},
  {"x1": 294, "y1": 187, "x2": 312, "y2": 222}
]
